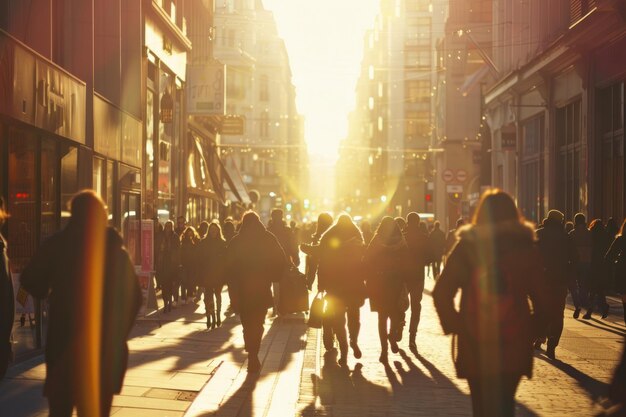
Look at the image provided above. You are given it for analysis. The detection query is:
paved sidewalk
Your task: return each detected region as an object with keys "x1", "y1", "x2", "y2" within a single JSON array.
[{"x1": 296, "y1": 277, "x2": 625, "y2": 417}]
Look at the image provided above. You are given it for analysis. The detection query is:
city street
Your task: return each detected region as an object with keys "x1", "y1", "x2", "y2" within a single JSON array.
[{"x1": 1, "y1": 274, "x2": 624, "y2": 417}]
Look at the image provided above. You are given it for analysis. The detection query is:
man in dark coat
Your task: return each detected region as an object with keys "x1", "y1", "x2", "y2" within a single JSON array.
[
  {"x1": 429, "y1": 221, "x2": 446, "y2": 278},
  {"x1": 404, "y1": 212, "x2": 429, "y2": 350},
  {"x1": 267, "y1": 209, "x2": 299, "y2": 315},
  {"x1": 20, "y1": 190, "x2": 142, "y2": 417},
  {"x1": 225, "y1": 211, "x2": 287, "y2": 373},
  {"x1": 535, "y1": 209, "x2": 577, "y2": 360},
  {"x1": 0, "y1": 198, "x2": 14, "y2": 380},
  {"x1": 569, "y1": 213, "x2": 592, "y2": 318}
]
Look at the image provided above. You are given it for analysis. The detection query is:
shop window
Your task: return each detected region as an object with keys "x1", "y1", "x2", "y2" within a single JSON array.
[
  {"x1": 520, "y1": 116, "x2": 544, "y2": 223},
  {"x1": 93, "y1": 157, "x2": 105, "y2": 199},
  {"x1": 406, "y1": 80, "x2": 430, "y2": 103},
  {"x1": 41, "y1": 139, "x2": 58, "y2": 241},
  {"x1": 60, "y1": 145, "x2": 78, "y2": 229},
  {"x1": 106, "y1": 160, "x2": 115, "y2": 224},
  {"x1": 597, "y1": 82, "x2": 624, "y2": 221},
  {"x1": 555, "y1": 100, "x2": 583, "y2": 220}
]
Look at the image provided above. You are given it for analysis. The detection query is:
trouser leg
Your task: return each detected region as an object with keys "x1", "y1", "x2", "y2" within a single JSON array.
[
  {"x1": 408, "y1": 277, "x2": 425, "y2": 335},
  {"x1": 377, "y1": 313, "x2": 389, "y2": 352},
  {"x1": 240, "y1": 310, "x2": 266, "y2": 355},
  {"x1": 547, "y1": 292, "x2": 567, "y2": 349},
  {"x1": 328, "y1": 299, "x2": 348, "y2": 356},
  {"x1": 467, "y1": 374, "x2": 520, "y2": 417},
  {"x1": 48, "y1": 394, "x2": 74, "y2": 417},
  {"x1": 346, "y1": 305, "x2": 361, "y2": 344}
]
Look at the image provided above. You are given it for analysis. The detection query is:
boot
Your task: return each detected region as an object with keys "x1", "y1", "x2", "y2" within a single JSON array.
[
  {"x1": 350, "y1": 340, "x2": 362, "y2": 359},
  {"x1": 206, "y1": 313, "x2": 213, "y2": 329},
  {"x1": 216, "y1": 311, "x2": 222, "y2": 327},
  {"x1": 210, "y1": 312, "x2": 217, "y2": 329},
  {"x1": 379, "y1": 348, "x2": 388, "y2": 364}
]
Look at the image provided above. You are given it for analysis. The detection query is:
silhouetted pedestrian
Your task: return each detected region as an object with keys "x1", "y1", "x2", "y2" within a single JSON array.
[
  {"x1": 606, "y1": 218, "x2": 626, "y2": 325},
  {"x1": 302, "y1": 213, "x2": 333, "y2": 291},
  {"x1": 198, "y1": 222, "x2": 227, "y2": 328},
  {"x1": 364, "y1": 217, "x2": 412, "y2": 363},
  {"x1": 268, "y1": 209, "x2": 299, "y2": 315},
  {"x1": 158, "y1": 220, "x2": 180, "y2": 313},
  {"x1": 225, "y1": 212, "x2": 287, "y2": 373},
  {"x1": 569, "y1": 213, "x2": 592, "y2": 317},
  {"x1": 0, "y1": 197, "x2": 13, "y2": 380},
  {"x1": 433, "y1": 190, "x2": 548, "y2": 417},
  {"x1": 403, "y1": 212, "x2": 429, "y2": 351},
  {"x1": 535, "y1": 209, "x2": 577, "y2": 359},
  {"x1": 180, "y1": 226, "x2": 199, "y2": 304},
  {"x1": 584, "y1": 219, "x2": 610, "y2": 319},
  {"x1": 20, "y1": 190, "x2": 141, "y2": 417},
  {"x1": 428, "y1": 221, "x2": 446, "y2": 278}
]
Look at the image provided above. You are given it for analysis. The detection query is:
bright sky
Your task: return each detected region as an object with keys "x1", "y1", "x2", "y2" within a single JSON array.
[{"x1": 262, "y1": 0, "x2": 380, "y2": 162}]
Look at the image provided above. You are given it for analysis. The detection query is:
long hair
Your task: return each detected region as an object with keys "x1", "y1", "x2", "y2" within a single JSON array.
[
  {"x1": 472, "y1": 189, "x2": 523, "y2": 226},
  {"x1": 372, "y1": 216, "x2": 403, "y2": 245},
  {"x1": 315, "y1": 212, "x2": 333, "y2": 237},
  {"x1": 208, "y1": 221, "x2": 225, "y2": 241}
]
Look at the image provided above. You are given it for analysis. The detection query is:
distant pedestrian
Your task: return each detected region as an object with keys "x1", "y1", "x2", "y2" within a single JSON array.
[
  {"x1": 433, "y1": 190, "x2": 548, "y2": 417},
  {"x1": 569, "y1": 213, "x2": 592, "y2": 318},
  {"x1": 535, "y1": 209, "x2": 577, "y2": 359},
  {"x1": 222, "y1": 220, "x2": 236, "y2": 243},
  {"x1": 428, "y1": 221, "x2": 446, "y2": 278},
  {"x1": 583, "y1": 219, "x2": 610, "y2": 319},
  {"x1": 225, "y1": 212, "x2": 287, "y2": 373},
  {"x1": 268, "y1": 209, "x2": 299, "y2": 316},
  {"x1": 394, "y1": 217, "x2": 406, "y2": 232},
  {"x1": 179, "y1": 226, "x2": 199, "y2": 304},
  {"x1": 364, "y1": 217, "x2": 412, "y2": 364},
  {"x1": 445, "y1": 218, "x2": 465, "y2": 257},
  {"x1": 565, "y1": 221, "x2": 574, "y2": 234},
  {"x1": 198, "y1": 222, "x2": 227, "y2": 329},
  {"x1": 0, "y1": 197, "x2": 13, "y2": 380},
  {"x1": 20, "y1": 190, "x2": 141, "y2": 417},
  {"x1": 403, "y1": 212, "x2": 429, "y2": 351},
  {"x1": 605, "y1": 218, "x2": 626, "y2": 326},
  {"x1": 157, "y1": 221, "x2": 180, "y2": 313},
  {"x1": 302, "y1": 213, "x2": 333, "y2": 290}
]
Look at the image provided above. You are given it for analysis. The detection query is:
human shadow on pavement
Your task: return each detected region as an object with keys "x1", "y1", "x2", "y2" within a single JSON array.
[
  {"x1": 536, "y1": 354, "x2": 609, "y2": 402},
  {"x1": 578, "y1": 319, "x2": 626, "y2": 337}
]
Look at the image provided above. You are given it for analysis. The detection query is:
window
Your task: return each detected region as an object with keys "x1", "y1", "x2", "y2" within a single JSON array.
[
  {"x1": 405, "y1": 111, "x2": 430, "y2": 139},
  {"x1": 406, "y1": 49, "x2": 431, "y2": 68},
  {"x1": 260, "y1": 111, "x2": 269, "y2": 138},
  {"x1": 259, "y1": 74, "x2": 269, "y2": 101},
  {"x1": 406, "y1": 80, "x2": 430, "y2": 103},
  {"x1": 555, "y1": 100, "x2": 583, "y2": 220},
  {"x1": 520, "y1": 116, "x2": 544, "y2": 223},
  {"x1": 597, "y1": 82, "x2": 624, "y2": 221}
]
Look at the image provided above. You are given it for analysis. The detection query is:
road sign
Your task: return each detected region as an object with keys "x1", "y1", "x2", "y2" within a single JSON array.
[
  {"x1": 446, "y1": 184, "x2": 463, "y2": 193},
  {"x1": 456, "y1": 169, "x2": 468, "y2": 183},
  {"x1": 220, "y1": 116, "x2": 245, "y2": 135},
  {"x1": 442, "y1": 169, "x2": 454, "y2": 182}
]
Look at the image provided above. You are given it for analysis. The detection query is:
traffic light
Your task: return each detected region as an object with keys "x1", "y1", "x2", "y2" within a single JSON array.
[
  {"x1": 449, "y1": 192, "x2": 462, "y2": 203},
  {"x1": 425, "y1": 193, "x2": 432, "y2": 202}
]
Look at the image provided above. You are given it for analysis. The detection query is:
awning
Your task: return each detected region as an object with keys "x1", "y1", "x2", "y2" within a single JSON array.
[
  {"x1": 459, "y1": 64, "x2": 490, "y2": 97},
  {"x1": 188, "y1": 132, "x2": 225, "y2": 203},
  {"x1": 220, "y1": 156, "x2": 251, "y2": 205}
]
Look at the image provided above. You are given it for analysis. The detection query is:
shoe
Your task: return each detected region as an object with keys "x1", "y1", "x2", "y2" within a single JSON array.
[
  {"x1": 533, "y1": 341, "x2": 543, "y2": 351},
  {"x1": 338, "y1": 354, "x2": 348, "y2": 367},
  {"x1": 206, "y1": 315, "x2": 213, "y2": 329},
  {"x1": 582, "y1": 311, "x2": 592, "y2": 320},
  {"x1": 390, "y1": 340, "x2": 399, "y2": 354},
  {"x1": 409, "y1": 333, "x2": 416, "y2": 351},
  {"x1": 247, "y1": 356, "x2": 261, "y2": 373},
  {"x1": 379, "y1": 351, "x2": 388, "y2": 363},
  {"x1": 602, "y1": 304, "x2": 610, "y2": 319},
  {"x1": 216, "y1": 313, "x2": 222, "y2": 327},
  {"x1": 350, "y1": 341, "x2": 362, "y2": 359},
  {"x1": 546, "y1": 347, "x2": 556, "y2": 360},
  {"x1": 573, "y1": 308, "x2": 581, "y2": 319},
  {"x1": 210, "y1": 312, "x2": 217, "y2": 329}
]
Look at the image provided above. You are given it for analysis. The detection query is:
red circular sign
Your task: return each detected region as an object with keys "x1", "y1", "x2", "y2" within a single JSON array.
[
  {"x1": 442, "y1": 169, "x2": 454, "y2": 182},
  {"x1": 456, "y1": 169, "x2": 468, "y2": 183}
]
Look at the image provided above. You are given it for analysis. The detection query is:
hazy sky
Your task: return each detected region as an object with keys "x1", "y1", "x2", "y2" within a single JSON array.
[{"x1": 262, "y1": 0, "x2": 380, "y2": 161}]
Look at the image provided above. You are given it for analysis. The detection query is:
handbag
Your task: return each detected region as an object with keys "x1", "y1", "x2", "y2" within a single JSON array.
[
  {"x1": 308, "y1": 292, "x2": 324, "y2": 328},
  {"x1": 279, "y1": 266, "x2": 309, "y2": 313}
]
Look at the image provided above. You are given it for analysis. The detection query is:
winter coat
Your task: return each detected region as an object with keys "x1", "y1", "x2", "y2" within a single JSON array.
[
  {"x1": 536, "y1": 219, "x2": 577, "y2": 287},
  {"x1": 589, "y1": 227, "x2": 611, "y2": 292},
  {"x1": 180, "y1": 238, "x2": 196, "y2": 284},
  {"x1": 20, "y1": 226, "x2": 141, "y2": 397},
  {"x1": 606, "y1": 236, "x2": 626, "y2": 293},
  {"x1": 405, "y1": 224, "x2": 430, "y2": 276},
  {"x1": 157, "y1": 231, "x2": 180, "y2": 283},
  {"x1": 432, "y1": 222, "x2": 548, "y2": 379},
  {"x1": 196, "y1": 236, "x2": 227, "y2": 288},
  {"x1": 225, "y1": 226, "x2": 287, "y2": 314},
  {"x1": 363, "y1": 235, "x2": 412, "y2": 313},
  {"x1": 0, "y1": 234, "x2": 13, "y2": 380},
  {"x1": 268, "y1": 222, "x2": 299, "y2": 266},
  {"x1": 429, "y1": 228, "x2": 446, "y2": 260},
  {"x1": 315, "y1": 224, "x2": 366, "y2": 307},
  {"x1": 570, "y1": 224, "x2": 593, "y2": 264}
]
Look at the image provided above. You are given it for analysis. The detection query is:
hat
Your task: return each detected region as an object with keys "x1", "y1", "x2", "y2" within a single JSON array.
[{"x1": 547, "y1": 209, "x2": 564, "y2": 223}]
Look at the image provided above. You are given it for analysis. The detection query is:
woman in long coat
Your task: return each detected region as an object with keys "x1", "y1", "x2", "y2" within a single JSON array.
[
  {"x1": 179, "y1": 226, "x2": 199, "y2": 304},
  {"x1": 432, "y1": 190, "x2": 548, "y2": 417},
  {"x1": 363, "y1": 216, "x2": 412, "y2": 363},
  {"x1": 158, "y1": 221, "x2": 180, "y2": 313},
  {"x1": 199, "y1": 222, "x2": 227, "y2": 328},
  {"x1": 225, "y1": 212, "x2": 287, "y2": 373},
  {"x1": 311, "y1": 214, "x2": 365, "y2": 365},
  {"x1": 584, "y1": 219, "x2": 610, "y2": 319}
]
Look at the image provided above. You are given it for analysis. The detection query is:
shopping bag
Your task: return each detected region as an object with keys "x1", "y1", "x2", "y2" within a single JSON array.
[
  {"x1": 308, "y1": 292, "x2": 324, "y2": 328},
  {"x1": 279, "y1": 267, "x2": 309, "y2": 314}
]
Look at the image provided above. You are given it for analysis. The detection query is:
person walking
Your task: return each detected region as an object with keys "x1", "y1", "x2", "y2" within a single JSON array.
[
  {"x1": 312, "y1": 214, "x2": 366, "y2": 365},
  {"x1": 158, "y1": 220, "x2": 180, "y2": 313},
  {"x1": 364, "y1": 217, "x2": 412, "y2": 364},
  {"x1": 433, "y1": 190, "x2": 548, "y2": 417},
  {"x1": 198, "y1": 222, "x2": 227, "y2": 329},
  {"x1": 20, "y1": 190, "x2": 141, "y2": 417},
  {"x1": 0, "y1": 197, "x2": 13, "y2": 380},
  {"x1": 302, "y1": 213, "x2": 333, "y2": 291},
  {"x1": 267, "y1": 209, "x2": 299, "y2": 316},
  {"x1": 535, "y1": 209, "x2": 577, "y2": 359},
  {"x1": 429, "y1": 221, "x2": 446, "y2": 278},
  {"x1": 179, "y1": 226, "x2": 199, "y2": 305},
  {"x1": 404, "y1": 212, "x2": 429, "y2": 351},
  {"x1": 583, "y1": 219, "x2": 611, "y2": 319},
  {"x1": 225, "y1": 212, "x2": 287, "y2": 373},
  {"x1": 605, "y1": 219, "x2": 626, "y2": 325},
  {"x1": 569, "y1": 213, "x2": 592, "y2": 318}
]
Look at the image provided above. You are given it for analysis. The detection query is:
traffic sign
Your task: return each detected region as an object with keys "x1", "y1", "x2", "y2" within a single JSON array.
[
  {"x1": 456, "y1": 169, "x2": 468, "y2": 183},
  {"x1": 442, "y1": 169, "x2": 454, "y2": 182},
  {"x1": 220, "y1": 116, "x2": 245, "y2": 135}
]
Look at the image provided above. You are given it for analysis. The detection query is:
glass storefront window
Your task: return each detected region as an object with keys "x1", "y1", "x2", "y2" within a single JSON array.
[
  {"x1": 107, "y1": 160, "x2": 115, "y2": 225},
  {"x1": 8, "y1": 130, "x2": 38, "y2": 357},
  {"x1": 41, "y1": 139, "x2": 58, "y2": 241},
  {"x1": 60, "y1": 145, "x2": 78, "y2": 229},
  {"x1": 146, "y1": 88, "x2": 155, "y2": 202},
  {"x1": 93, "y1": 157, "x2": 105, "y2": 200}
]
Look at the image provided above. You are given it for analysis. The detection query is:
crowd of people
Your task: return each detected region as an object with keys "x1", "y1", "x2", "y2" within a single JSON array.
[{"x1": 1, "y1": 188, "x2": 626, "y2": 416}]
